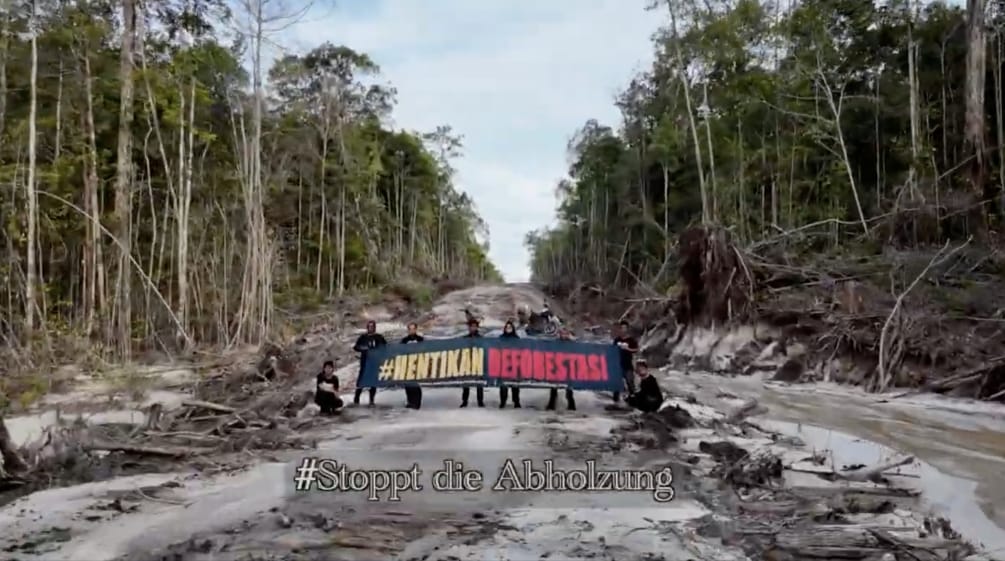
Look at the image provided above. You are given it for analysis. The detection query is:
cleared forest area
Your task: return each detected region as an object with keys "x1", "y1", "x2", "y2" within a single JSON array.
[
  {"x1": 0, "y1": 0, "x2": 501, "y2": 408},
  {"x1": 526, "y1": 0, "x2": 1005, "y2": 401}
]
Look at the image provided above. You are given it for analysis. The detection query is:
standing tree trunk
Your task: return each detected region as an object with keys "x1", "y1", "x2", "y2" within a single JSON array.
[
  {"x1": 25, "y1": 0, "x2": 39, "y2": 334},
  {"x1": 114, "y1": 0, "x2": 137, "y2": 358},
  {"x1": 965, "y1": 0, "x2": 988, "y2": 232}
]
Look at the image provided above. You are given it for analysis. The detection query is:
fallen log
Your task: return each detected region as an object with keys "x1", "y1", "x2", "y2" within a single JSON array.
[
  {"x1": 181, "y1": 400, "x2": 236, "y2": 414},
  {"x1": 775, "y1": 526, "x2": 960, "y2": 551},
  {"x1": 839, "y1": 456, "x2": 914, "y2": 483},
  {"x1": 84, "y1": 441, "x2": 199, "y2": 458},
  {"x1": 787, "y1": 486, "x2": 921, "y2": 498}
]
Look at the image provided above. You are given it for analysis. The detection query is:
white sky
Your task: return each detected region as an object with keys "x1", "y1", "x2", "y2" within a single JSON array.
[{"x1": 281, "y1": 0, "x2": 661, "y2": 281}]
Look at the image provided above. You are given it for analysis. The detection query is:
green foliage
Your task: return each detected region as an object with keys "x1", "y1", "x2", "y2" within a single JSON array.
[
  {"x1": 0, "y1": 1, "x2": 499, "y2": 351},
  {"x1": 527, "y1": 0, "x2": 994, "y2": 291}
]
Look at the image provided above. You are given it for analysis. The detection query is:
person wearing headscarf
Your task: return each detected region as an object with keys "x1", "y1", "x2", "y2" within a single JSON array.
[
  {"x1": 352, "y1": 320, "x2": 387, "y2": 406},
  {"x1": 315, "y1": 360, "x2": 343, "y2": 414},
  {"x1": 498, "y1": 320, "x2": 521, "y2": 408}
]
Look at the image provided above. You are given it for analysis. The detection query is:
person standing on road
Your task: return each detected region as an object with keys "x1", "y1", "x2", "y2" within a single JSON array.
[
  {"x1": 401, "y1": 322, "x2": 425, "y2": 409},
  {"x1": 546, "y1": 328, "x2": 577, "y2": 411},
  {"x1": 353, "y1": 320, "x2": 387, "y2": 407},
  {"x1": 315, "y1": 360, "x2": 343, "y2": 415},
  {"x1": 612, "y1": 320, "x2": 639, "y2": 403},
  {"x1": 460, "y1": 319, "x2": 485, "y2": 408},
  {"x1": 498, "y1": 320, "x2": 522, "y2": 408}
]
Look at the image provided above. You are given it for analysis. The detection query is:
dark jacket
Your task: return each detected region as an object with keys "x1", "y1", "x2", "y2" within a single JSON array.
[
  {"x1": 500, "y1": 330, "x2": 519, "y2": 339},
  {"x1": 613, "y1": 335, "x2": 639, "y2": 371},
  {"x1": 316, "y1": 372, "x2": 339, "y2": 393},
  {"x1": 637, "y1": 374, "x2": 663, "y2": 403},
  {"x1": 401, "y1": 334, "x2": 425, "y2": 344},
  {"x1": 354, "y1": 332, "x2": 387, "y2": 371},
  {"x1": 463, "y1": 331, "x2": 481, "y2": 338}
]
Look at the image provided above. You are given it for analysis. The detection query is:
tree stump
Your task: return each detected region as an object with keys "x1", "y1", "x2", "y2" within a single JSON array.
[{"x1": 0, "y1": 417, "x2": 28, "y2": 476}]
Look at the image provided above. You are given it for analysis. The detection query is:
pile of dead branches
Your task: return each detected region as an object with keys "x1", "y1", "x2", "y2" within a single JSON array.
[
  {"x1": 0, "y1": 330, "x2": 358, "y2": 504},
  {"x1": 695, "y1": 433, "x2": 974, "y2": 560},
  {"x1": 635, "y1": 221, "x2": 1005, "y2": 399},
  {"x1": 739, "y1": 233, "x2": 1005, "y2": 399}
]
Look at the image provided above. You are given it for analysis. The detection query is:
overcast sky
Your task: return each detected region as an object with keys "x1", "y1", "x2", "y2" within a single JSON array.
[{"x1": 282, "y1": 0, "x2": 661, "y2": 281}]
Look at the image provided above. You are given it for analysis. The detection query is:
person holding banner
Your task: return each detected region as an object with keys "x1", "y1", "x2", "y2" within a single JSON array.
[
  {"x1": 460, "y1": 319, "x2": 486, "y2": 408},
  {"x1": 498, "y1": 320, "x2": 522, "y2": 408},
  {"x1": 626, "y1": 359, "x2": 664, "y2": 413},
  {"x1": 315, "y1": 360, "x2": 343, "y2": 415},
  {"x1": 612, "y1": 320, "x2": 639, "y2": 403},
  {"x1": 546, "y1": 328, "x2": 577, "y2": 411},
  {"x1": 353, "y1": 320, "x2": 387, "y2": 407},
  {"x1": 401, "y1": 323, "x2": 425, "y2": 409}
]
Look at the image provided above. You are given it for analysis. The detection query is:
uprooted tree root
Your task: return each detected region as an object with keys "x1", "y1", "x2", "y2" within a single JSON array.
[{"x1": 677, "y1": 225, "x2": 755, "y2": 328}]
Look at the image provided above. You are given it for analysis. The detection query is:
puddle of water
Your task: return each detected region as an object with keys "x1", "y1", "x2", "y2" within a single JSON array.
[{"x1": 761, "y1": 419, "x2": 1005, "y2": 553}]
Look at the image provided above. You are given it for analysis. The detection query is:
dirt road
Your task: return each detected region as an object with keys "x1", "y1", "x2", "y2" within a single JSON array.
[{"x1": 0, "y1": 283, "x2": 1001, "y2": 560}]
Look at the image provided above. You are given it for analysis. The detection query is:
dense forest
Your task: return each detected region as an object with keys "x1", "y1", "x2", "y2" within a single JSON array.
[
  {"x1": 0, "y1": 0, "x2": 500, "y2": 362},
  {"x1": 526, "y1": 0, "x2": 1000, "y2": 290}
]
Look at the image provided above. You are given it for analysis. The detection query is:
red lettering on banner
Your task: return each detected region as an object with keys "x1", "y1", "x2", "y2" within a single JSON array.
[
  {"x1": 500, "y1": 349, "x2": 510, "y2": 378},
  {"x1": 488, "y1": 349, "x2": 502, "y2": 379},
  {"x1": 546, "y1": 352, "x2": 559, "y2": 381},
  {"x1": 518, "y1": 350, "x2": 532, "y2": 380},
  {"x1": 574, "y1": 354, "x2": 589, "y2": 381},
  {"x1": 532, "y1": 351, "x2": 546, "y2": 381},
  {"x1": 552, "y1": 353, "x2": 565, "y2": 382},
  {"x1": 596, "y1": 355, "x2": 610, "y2": 381},
  {"x1": 585, "y1": 354, "x2": 600, "y2": 381}
]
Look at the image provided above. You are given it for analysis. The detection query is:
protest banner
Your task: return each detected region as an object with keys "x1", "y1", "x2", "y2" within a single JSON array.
[{"x1": 359, "y1": 337, "x2": 624, "y2": 392}]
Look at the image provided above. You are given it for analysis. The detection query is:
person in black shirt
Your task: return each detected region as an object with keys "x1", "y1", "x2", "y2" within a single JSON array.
[
  {"x1": 315, "y1": 360, "x2": 343, "y2": 415},
  {"x1": 612, "y1": 320, "x2": 639, "y2": 403},
  {"x1": 546, "y1": 328, "x2": 576, "y2": 411},
  {"x1": 353, "y1": 320, "x2": 387, "y2": 406},
  {"x1": 460, "y1": 319, "x2": 485, "y2": 408},
  {"x1": 626, "y1": 359, "x2": 663, "y2": 413},
  {"x1": 401, "y1": 322, "x2": 425, "y2": 409},
  {"x1": 498, "y1": 320, "x2": 521, "y2": 408}
]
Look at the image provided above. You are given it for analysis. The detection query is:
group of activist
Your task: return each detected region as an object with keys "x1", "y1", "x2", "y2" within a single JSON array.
[{"x1": 313, "y1": 317, "x2": 665, "y2": 415}]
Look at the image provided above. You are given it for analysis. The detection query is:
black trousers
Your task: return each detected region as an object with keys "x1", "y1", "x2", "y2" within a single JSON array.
[
  {"x1": 405, "y1": 385, "x2": 422, "y2": 409},
  {"x1": 315, "y1": 391, "x2": 343, "y2": 414},
  {"x1": 547, "y1": 388, "x2": 576, "y2": 410},
  {"x1": 353, "y1": 368, "x2": 376, "y2": 404},
  {"x1": 461, "y1": 386, "x2": 484, "y2": 406},
  {"x1": 499, "y1": 386, "x2": 521, "y2": 407},
  {"x1": 613, "y1": 368, "x2": 637, "y2": 403},
  {"x1": 627, "y1": 394, "x2": 661, "y2": 413}
]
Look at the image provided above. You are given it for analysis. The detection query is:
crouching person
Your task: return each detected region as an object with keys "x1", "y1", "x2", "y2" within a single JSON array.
[
  {"x1": 626, "y1": 359, "x2": 663, "y2": 413},
  {"x1": 315, "y1": 360, "x2": 343, "y2": 415}
]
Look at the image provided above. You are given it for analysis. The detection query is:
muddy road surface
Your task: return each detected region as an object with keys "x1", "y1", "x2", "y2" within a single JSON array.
[{"x1": 0, "y1": 283, "x2": 1003, "y2": 560}]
